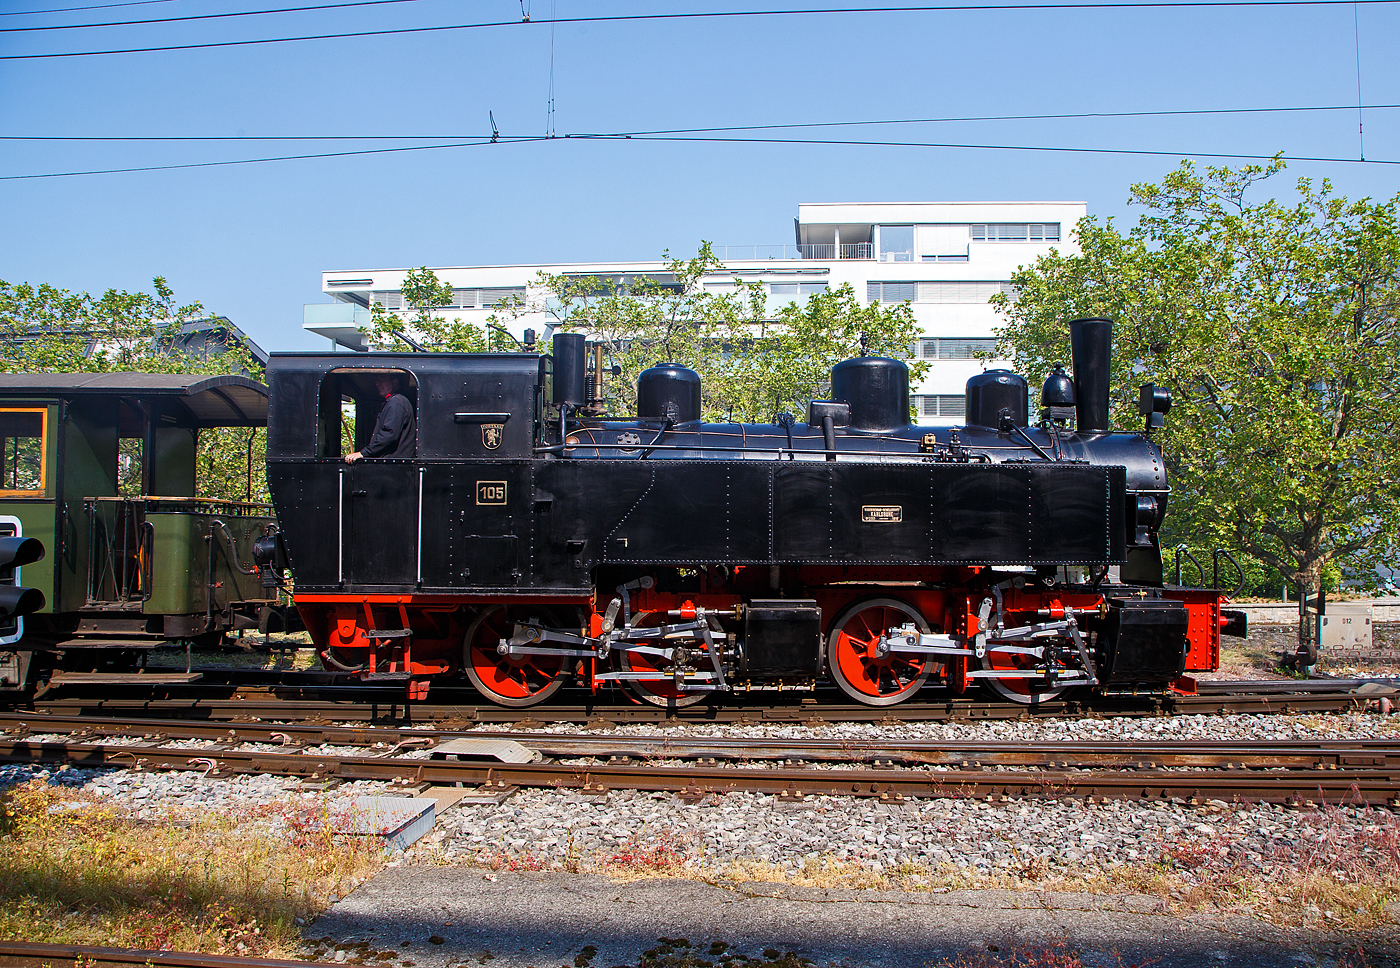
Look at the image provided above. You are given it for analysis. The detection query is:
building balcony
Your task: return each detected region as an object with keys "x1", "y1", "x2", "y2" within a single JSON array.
[
  {"x1": 712, "y1": 243, "x2": 873, "y2": 262},
  {"x1": 304, "y1": 302, "x2": 371, "y2": 351}
]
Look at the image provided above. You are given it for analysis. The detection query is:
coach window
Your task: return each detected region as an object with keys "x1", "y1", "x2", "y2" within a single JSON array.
[
  {"x1": 0, "y1": 409, "x2": 47, "y2": 496},
  {"x1": 316, "y1": 368, "x2": 418, "y2": 459}
]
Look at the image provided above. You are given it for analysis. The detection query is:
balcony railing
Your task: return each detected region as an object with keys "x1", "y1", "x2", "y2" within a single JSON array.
[{"x1": 711, "y1": 243, "x2": 873, "y2": 261}]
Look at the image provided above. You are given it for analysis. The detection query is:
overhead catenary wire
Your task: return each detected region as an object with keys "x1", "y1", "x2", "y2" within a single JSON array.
[
  {"x1": 2, "y1": 132, "x2": 1396, "y2": 181},
  {"x1": 1353, "y1": 2, "x2": 1365, "y2": 160},
  {"x1": 3, "y1": 101, "x2": 1399, "y2": 140},
  {"x1": 545, "y1": 0, "x2": 557, "y2": 138},
  {"x1": 3, "y1": 1, "x2": 1399, "y2": 60},
  {"x1": 0, "y1": 0, "x2": 180, "y2": 18},
  {"x1": 0, "y1": 136, "x2": 536, "y2": 180},
  {"x1": 0, "y1": 0, "x2": 429, "y2": 31}
]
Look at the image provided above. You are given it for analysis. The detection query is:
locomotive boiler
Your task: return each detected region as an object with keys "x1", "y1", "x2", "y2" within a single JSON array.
[{"x1": 262, "y1": 317, "x2": 1237, "y2": 708}]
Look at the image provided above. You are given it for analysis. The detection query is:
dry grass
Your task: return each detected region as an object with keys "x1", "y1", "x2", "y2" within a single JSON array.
[
  {"x1": 1208, "y1": 637, "x2": 1292, "y2": 680},
  {"x1": 145, "y1": 633, "x2": 320, "y2": 671},
  {"x1": 929, "y1": 940, "x2": 1150, "y2": 968},
  {"x1": 1096, "y1": 798, "x2": 1400, "y2": 932},
  {"x1": 0, "y1": 778, "x2": 383, "y2": 955}
]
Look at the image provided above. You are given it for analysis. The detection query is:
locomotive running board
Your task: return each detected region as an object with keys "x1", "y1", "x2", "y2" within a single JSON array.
[{"x1": 47, "y1": 672, "x2": 204, "y2": 685}]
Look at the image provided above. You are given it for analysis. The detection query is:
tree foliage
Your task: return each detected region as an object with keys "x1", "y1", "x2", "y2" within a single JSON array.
[
  {"x1": 364, "y1": 266, "x2": 487, "y2": 352},
  {"x1": 993, "y1": 158, "x2": 1400, "y2": 635},
  {"x1": 488, "y1": 244, "x2": 927, "y2": 422},
  {"x1": 0, "y1": 276, "x2": 266, "y2": 502}
]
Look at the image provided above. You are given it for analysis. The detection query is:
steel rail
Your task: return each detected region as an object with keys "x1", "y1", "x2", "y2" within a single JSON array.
[
  {"x1": 0, "y1": 940, "x2": 307, "y2": 968},
  {"x1": 2, "y1": 735, "x2": 1397, "y2": 806},
  {"x1": 21, "y1": 685, "x2": 1385, "y2": 725},
  {"x1": 3, "y1": 711, "x2": 1399, "y2": 771}
]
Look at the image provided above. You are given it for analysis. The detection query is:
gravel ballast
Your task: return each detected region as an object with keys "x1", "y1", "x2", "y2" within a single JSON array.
[{"x1": 4, "y1": 707, "x2": 1400, "y2": 960}]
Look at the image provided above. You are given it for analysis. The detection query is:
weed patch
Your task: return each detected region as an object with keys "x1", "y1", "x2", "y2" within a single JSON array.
[{"x1": 0, "y1": 779, "x2": 382, "y2": 955}]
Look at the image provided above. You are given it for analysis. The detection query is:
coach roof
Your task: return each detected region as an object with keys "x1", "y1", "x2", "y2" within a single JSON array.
[{"x1": 0, "y1": 373, "x2": 268, "y2": 426}]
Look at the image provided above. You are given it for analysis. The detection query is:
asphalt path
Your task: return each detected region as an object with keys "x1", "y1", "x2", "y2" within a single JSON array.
[{"x1": 307, "y1": 867, "x2": 1400, "y2": 968}]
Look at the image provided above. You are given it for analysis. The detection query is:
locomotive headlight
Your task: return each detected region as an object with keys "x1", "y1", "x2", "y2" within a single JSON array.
[
  {"x1": 252, "y1": 534, "x2": 280, "y2": 566},
  {"x1": 1132, "y1": 495, "x2": 1160, "y2": 547},
  {"x1": 1135, "y1": 495, "x2": 1159, "y2": 526}
]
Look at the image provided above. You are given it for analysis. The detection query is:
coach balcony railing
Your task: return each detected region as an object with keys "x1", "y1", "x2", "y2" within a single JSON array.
[{"x1": 711, "y1": 243, "x2": 874, "y2": 261}]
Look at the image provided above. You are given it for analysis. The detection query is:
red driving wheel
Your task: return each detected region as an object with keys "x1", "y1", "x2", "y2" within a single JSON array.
[
  {"x1": 462, "y1": 606, "x2": 569, "y2": 707},
  {"x1": 826, "y1": 597, "x2": 935, "y2": 706}
]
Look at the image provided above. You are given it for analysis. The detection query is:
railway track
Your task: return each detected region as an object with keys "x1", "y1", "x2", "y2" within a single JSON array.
[
  {"x1": 5, "y1": 711, "x2": 1399, "y2": 807},
  {"x1": 0, "y1": 940, "x2": 304, "y2": 968},
  {"x1": 18, "y1": 676, "x2": 1393, "y2": 725}
]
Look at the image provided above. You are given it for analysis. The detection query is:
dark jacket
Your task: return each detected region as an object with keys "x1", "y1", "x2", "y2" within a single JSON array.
[{"x1": 361, "y1": 392, "x2": 416, "y2": 459}]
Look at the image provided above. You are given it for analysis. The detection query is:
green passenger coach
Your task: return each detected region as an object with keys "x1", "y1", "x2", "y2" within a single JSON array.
[{"x1": 0, "y1": 373, "x2": 279, "y2": 694}]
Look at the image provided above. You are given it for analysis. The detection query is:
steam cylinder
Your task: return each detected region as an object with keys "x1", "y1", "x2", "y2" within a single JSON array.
[
  {"x1": 830, "y1": 357, "x2": 910, "y2": 432},
  {"x1": 552, "y1": 332, "x2": 588, "y2": 406},
  {"x1": 965, "y1": 370, "x2": 1029, "y2": 428},
  {"x1": 637, "y1": 363, "x2": 702, "y2": 424},
  {"x1": 1070, "y1": 317, "x2": 1112, "y2": 433}
]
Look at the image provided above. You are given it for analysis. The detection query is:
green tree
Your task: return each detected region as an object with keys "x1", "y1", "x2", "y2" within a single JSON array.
[
  {"x1": 0, "y1": 276, "x2": 266, "y2": 502},
  {"x1": 364, "y1": 266, "x2": 487, "y2": 352},
  {"x1": 992, "y1": 158, "x2": 1400, "y2": 653},
  {"x1": 490, "y1": 243, "x2": 926, "y2": 422}
]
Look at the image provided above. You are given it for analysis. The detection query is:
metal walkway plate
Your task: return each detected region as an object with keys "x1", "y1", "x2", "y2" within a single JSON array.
[{"x1": 431, "y1": 737, "x2": 543, "y2": 764}]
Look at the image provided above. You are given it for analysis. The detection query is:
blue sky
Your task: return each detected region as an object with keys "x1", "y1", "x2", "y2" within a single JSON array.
[{"x1": 1, "y1": 0, "x2": 1396, "y2": 352}]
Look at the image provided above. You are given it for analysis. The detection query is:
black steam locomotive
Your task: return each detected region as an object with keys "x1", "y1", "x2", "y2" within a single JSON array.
[{"x1": 261, "y1": 317, "x2": 1233, "y2": 707}]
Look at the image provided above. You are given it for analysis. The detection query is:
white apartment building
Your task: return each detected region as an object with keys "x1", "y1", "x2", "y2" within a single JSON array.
[{"x1": 305, "y1": 200, "x2": 1085, "y2": 425}]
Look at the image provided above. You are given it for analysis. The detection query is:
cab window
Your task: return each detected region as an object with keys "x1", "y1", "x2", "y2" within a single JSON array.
[
  {"x1": 0, "y1": 409, "x2": 46, "y2": 496},
  {"x1": 316, "y1": 369, "x2": 417, "y2": 459}
]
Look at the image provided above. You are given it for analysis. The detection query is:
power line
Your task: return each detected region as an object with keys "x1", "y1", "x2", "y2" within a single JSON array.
[
  {"x1": 582, "y1": 132, "x2": 1400, "y2": 164},
  {"x1": 3, "y1": 101, "x2": 1397, "y2": 140},
  {"x1": 0, "y1": 136, "x2": 540, "y2": 180},
  {"x1": 0, "y1": 0, "x2": 179, "y2": 18},
  {"x1": 1354, "y1": 2, "x2": 1365, "y2": 160},
  {"x1": 611, "y1": 103, "x2": 1400, "y2": 136},
  {"x1": 2, "y1": 132, "x2": 1395, "y2": 180},
  {"x1": 1, "y1": 0, "x2": 427, "y2": 33},
  {"x1": 3, "y1": 1, "x2": 1398, "y2": 61}
]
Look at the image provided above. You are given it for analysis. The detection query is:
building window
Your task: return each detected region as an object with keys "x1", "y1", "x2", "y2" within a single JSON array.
[
  {"x1": 970, "y1": 223, "x2": 1061, "y2": 242},
  {"x1": 917, "y1": 395, "x2": 967, "y2": 419},
  {"x1": 769, "y1": 282, "x2": 828, "y2": 298},
  {"x1": 0, "y1": 409, "x2": 46, "y2": 495},
  {"x1": 479, "y1": 287, "x2": 526, "y2": 308},
  {"x1": 867, "y1": 282, "x2": 916, "y2": 303},
  {"x1": 917, "y1": 281, "x2": 1017, "y2": 304},
  {"x1": 871, "y1": 282, "x2": 1015, "y2": 305},
  {"x1": 916, "y1": 225, "x2": 970, "y2": 262},
  {"x1": 767, "y1": 281, "x2": 828, "y2": 305},
  {"x1": 878, "y1": 225, "x2": 915, "y2": 263},
  {"x1": 916, "y1": 338, "x2": 999, "y2": 360},
  {"x1": 374, "y1": 287, "x2": 525, "y2": 311}
]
